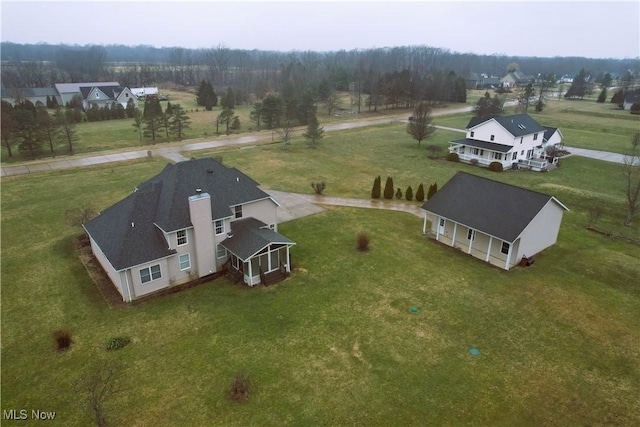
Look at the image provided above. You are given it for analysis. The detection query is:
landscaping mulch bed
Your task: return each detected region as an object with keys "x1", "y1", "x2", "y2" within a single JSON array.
[{"x1": 75, "y1": 235, "x2": 222, "y2": 307}]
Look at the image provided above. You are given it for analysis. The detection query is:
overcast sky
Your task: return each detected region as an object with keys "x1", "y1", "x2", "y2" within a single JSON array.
[{"x1": 1, "y1": 1, "x2": 639, "y2": 59}]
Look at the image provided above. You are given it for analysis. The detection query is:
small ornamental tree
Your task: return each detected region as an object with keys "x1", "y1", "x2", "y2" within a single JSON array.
[
  {"x1": 415, "y1": 184, "x2": 425, "y2": 202},
  {"x1": 611, "y1": 90, "x2": 625, "y2": 108},
  {"x1": 371, "y1": 176, "x2": 381, "y2": 199},
  {"x1": 395, "y1": 188, "x2": 402, "y2": 199},
  {"x1": 383, "y1": 177, "x2": 394, "y2": 200},
  {"x1": 597, "y1": 87, "x2": 607, "y2": 103},
  {"x1": 405, "y1": 186, "x2": 413, "y2": 201}
]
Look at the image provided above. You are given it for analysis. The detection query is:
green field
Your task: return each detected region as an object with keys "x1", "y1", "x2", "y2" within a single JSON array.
[{"x1": 1, "y1": 111, "x2": 639, "y2": 425}]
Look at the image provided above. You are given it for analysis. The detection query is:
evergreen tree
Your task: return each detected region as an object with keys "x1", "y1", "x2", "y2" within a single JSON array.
[
  {"x1": 196, "y1": 80, "x2": 217, "y2": 111},
  {"x1": 250, "y1": 101, "x2": 262, "y2": 129},
  {"x1": 474, "y1": 91, "x2": 505, "y2": 118},
  {"x1": 427, "y1": 182, "x2": 438, "y2": 199},
  {"x1": 221, "y1": 87, "x2": 235, "y2": 109},
  {"x1": 611, "y1": 90, "x2": 625, "y2": 107},
  {"x1": 217, "y1": 108, "x2": 236, "y2": 134},
  {"x1": 564, "y1": 68, "x2": 587, "y2": 100},
  {"x1": 405, "y1": 186, "x2": 413, "y2": 201},
  {"x1": 395, "y1": 188, "x2": 403, "y2": 199},
  {"x1": 125, "y1": 98, "x2": 136, "y2": 118},
  {"x1": 597, "y1": 87, "x2": 607, "y2": 103},
  {"x1": 415, "y1": 183, "x2": 425, "y2": 202},
  {"x1": 143, "y1": 97, "x2": 163, "y2": 142},
  {"x1": 303, "y1": 114, "x2": 324, "y2": 147},
  {"x1": 261, "y1": 94, "x2": 285, "y2": 129},
  {"x1": 14, "y1": 103, "x2": 44, "y2": 159},
  {"x1": 1, "y1": 101, "x2": 17, "y2": 158},
  {"x1": 371, "y1": 176, "x2": 381, "y2": 199},
  {"x1": 383, "y1": 176, "x2": 394, "y2": 200},
  {"x1": 168, "y1": 104, "x2": 191, "y2": 140}
]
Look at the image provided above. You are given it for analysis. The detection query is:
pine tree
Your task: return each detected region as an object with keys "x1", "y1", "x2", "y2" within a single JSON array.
[
  {"x1": 415, "y1": 183, "x2": 425, "y2": 202},
  {"x1": 405, "y1": 186, "x2": 413, "y2": 201},
  {"x1": 371, "y1": 176, "x2": 381, "y2": 199},
  {"x1": 196, "y1": 80, "x2": 217, "y2": 111},
  {"x1": 221, "y1": 87, "x2": 235, "y2": 109},
  {"x1": 597, "y1": 87, "x2": 607, "y2": 103},
  {"x1": 303, "y1": 114, "x2": 324, "y2": 147},
  {"x1": 395, "y1": 188, "x2": 402, "y2": 199},
  {"x1": 427, "y1": 183, "x2": 438, "y2": 200},
  {"x1": 383, "y1": 176, "x2": 394, "y2": 200},
  {"x1": 168, "y1": 104, "x2": 191, "y2": 140}
]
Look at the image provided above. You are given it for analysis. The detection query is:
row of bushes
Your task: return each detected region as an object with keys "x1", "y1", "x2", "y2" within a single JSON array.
[
  {"x1": 371, "y1": 176, "x2": 438, "y2": 201},
  {"x1": 446, "y1": 153, "x2": 503, "y2": 172}
]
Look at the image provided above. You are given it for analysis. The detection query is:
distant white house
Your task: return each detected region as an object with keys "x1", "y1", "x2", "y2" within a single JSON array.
[
  {"x1": 448, "y1": 114, "x2": 563, "y2": 172},
  {"x1": 80, "y1": 85, "x2": 138, "y2": 110},
  {"x1": 54, "y1": 82, "x2": 120, "y2": 106}
]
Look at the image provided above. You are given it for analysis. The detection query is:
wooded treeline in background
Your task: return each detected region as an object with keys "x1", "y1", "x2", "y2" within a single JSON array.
[{"x1": 2, "y1": 42, "x2": 638, "y2": 98}]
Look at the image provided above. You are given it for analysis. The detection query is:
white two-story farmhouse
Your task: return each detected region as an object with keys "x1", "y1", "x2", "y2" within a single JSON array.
[
  {"x1": 449, "y1": 114, "x2": 563, "y2": 171},
  {"x1": 83, "y1": 158, "x2": 295, "y2": 302}
]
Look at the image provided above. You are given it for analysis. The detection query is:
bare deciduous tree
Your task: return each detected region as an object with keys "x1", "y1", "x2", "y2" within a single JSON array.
[
  {"x1": 75, "y1": 360, "x2": 125, "y2": 427},
  {"x1": 406, "y1": 102, "x2": 435, "y2": 146},
  {"x1": 622, "y1": 132, "x2": 640, "y2": 226}
]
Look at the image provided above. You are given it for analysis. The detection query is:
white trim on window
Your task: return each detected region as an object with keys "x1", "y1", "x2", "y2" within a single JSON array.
[
  {"x1": 177, "y1": 229, "x2": 188, "y2": 246},
  {"x1": 490, "y1": 134, "x2": 495, "y2": 141},
  {"x1": 501, "y1": 242, "x2": 510, "y2": 255},
  {"x1": 140, "y1": 264, "x2": 161, "y2": 284},
  {"x1": 467, "y1": 229, "x2": 475, "y2": 241},
  {"x1": 179, "y1": 253, "x2": 191, "y2": 271},
  {"x1": 214, "y1": 219, "x2": 225, "y2": 235},
  {"x1": 234, "y1": 205, "x2": 243, "y2": 219},
  {"x1": 216, "y1": 244, "x2": 227, "y2": 259}
]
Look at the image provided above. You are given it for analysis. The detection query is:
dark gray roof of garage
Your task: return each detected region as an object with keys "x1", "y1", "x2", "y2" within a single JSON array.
[
  {"x1": 220, "y1": 218, "x2": 294, "y2": 261},
  {"x1": 421, "y1": 172, "x2": 567, "y2": 242},
  {"x1": 467, "y1": 114, "x2": 546, "y2": 137},
  {"x1": 83, "y1": 158, "x2": 273, "y2": 270}
]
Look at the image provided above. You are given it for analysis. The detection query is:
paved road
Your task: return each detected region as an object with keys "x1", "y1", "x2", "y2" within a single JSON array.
[{"x1": 0, "y1": 103, "x2": 632, "y2": 177}]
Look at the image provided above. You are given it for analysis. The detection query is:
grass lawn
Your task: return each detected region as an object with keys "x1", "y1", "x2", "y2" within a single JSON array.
[{"x1": 1, "y1": 122, "x2": 639, "y2": 425}]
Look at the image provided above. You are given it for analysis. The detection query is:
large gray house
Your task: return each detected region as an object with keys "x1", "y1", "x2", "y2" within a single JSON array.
[
  {"x1": 421, "y1": 172, "x2": 568, "y2": 270},
  {"x1": 84, "y1": 158, "x2": 295, "y2": 302}
]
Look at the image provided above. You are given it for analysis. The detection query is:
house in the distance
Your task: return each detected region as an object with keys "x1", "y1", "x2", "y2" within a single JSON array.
[
  {"x1": 83, "y1": 158, "x2": 295, "y2": 302},
  {"x1": 623, "y1": 90, "x2": 640, "y2": 110},
  {"x1": 0, "y1": 85, "x2": 61, "y2": 106},
  {"x1": 80, "y1": 85, "x2": 138, "y2": 110},
  {"x1": 501, "y1": 71, "x2": 533, "y2": 88},
  {"x1": 421, "y1": 172, "x2": 568, "y2": 270},
  {"x1": 448, "y1": 114, "x2": 563, "y2": 171},
  {"x1": 54, "y1": 82, "x2": 120, "y2": 106}
]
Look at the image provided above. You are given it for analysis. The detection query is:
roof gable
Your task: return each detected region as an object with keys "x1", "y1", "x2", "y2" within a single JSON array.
[
  {"x1": 421, "y1": 172, "x2": 567, "y2": 242},
  {"x1": 467, "y1": 114, "x2": 546, "y2": 137},
  {"x1": 221, "y1": 218, "x2": 294, "y2": 260}
]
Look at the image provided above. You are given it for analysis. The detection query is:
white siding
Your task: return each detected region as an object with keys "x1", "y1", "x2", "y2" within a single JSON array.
[
  {"x1": 88, "y1": 235, "x2": 125, "y2": 299},
  {"x1": 236, "y1": 198, "x2": 278, "y2": 229},
  {"x1": 468, "y1": 121, "x2": 514, "y2": 146},
  {"x1": 517, "y1": 200, "x2": 565, "y2": 261},
  {"x1": 130, "y1": 258, "x2": 171, "y2": 297}
]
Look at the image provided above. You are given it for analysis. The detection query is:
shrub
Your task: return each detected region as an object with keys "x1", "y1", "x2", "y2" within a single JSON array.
[
  {"x1": 383, "y1": 177, "x2": 394, "y2": 200},
  {"x1": 357, "y1": 232, "x2": 370, "y2": 252},
  {"x1": 488, "y1": 162, "x2": 503, "y2": 172},
  {"x1": 470, "y1": 158, "x2": 479, "y2": 166},
  {"x1": 53, "y1": 330, "x2": 73, "y2": 351},
  {"x1": 415, "y1": 184, "x2": 425, "y2": 202},
  {"x1": 447, "y1": 152, "x2": 459, "y2": 162},
  {"x1": 311, "y1": 182, "x2": 326, "y2": 195},
  {"x1": 371, "y1": 176, "x2": 381, "y2": 199},
  {"x1": 106, "y1": 336, "x2": 131, "y2": 351},
  {"x1": 395, "y1": 188, "x2": 402, "y2": 199},
  {"x1": 405, "y1": 186, "x2": 413, "y2": 201},
  {"x1": 229, "y1": 372, "x2": 251, "y2": 402},
  {"x1": 631, "y1": 103, "x2": 640, "y2": 115}
]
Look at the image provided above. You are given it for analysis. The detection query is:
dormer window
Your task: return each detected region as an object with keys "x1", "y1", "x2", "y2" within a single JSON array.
[
  {"x1": 490, "y1": 135, "x2": 495, "y2": 141},
  {"x1": 234, "y1": 205, "x2": 243, "y2": 219}
]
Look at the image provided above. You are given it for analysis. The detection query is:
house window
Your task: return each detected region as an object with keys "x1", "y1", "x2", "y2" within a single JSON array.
[
  {"x1": 494, "y1": 153, "x2": 502, "y2": 160},
  {"x1": 216, "y1": 244, "x2": 227, "y2": 259},
  {"x1": 470, "y1": 131, "x2": 474, "y2": 138},
  {"x1": 520, "y1": 137, "x2": 523, "y2": 144},
  {"x1": 179, "y1": 254, "x2": 190, "y2": 271},
  {"x1": 521, "y1": 150, "x2": 525, "y2": 156},
  {"x1": 480, "y1": 149, "x2": 484, "y2": 156},
  {"x1": 527, "y1": 149, "x2": 533, "y2": 159},
  {"x1": 490, "y1": 135, "x2": 495, "y2": 141},
  {"x1": 215, "y1": 220, "x2": 224, "y2": 235},
  {"x1": 471, "y1": 147, "x2": 479, "y2": 155},
  {"x1": 501, "y1": 242, "x2": 510, "y2": 255},
  {"x1": 177, "y1": 230, "x2": 187, "y2": 246},
  {"x1": 467, "y1": 229, "x2": 475, "y2": 241},
  {"x1": 533, "y1": 133, "x2": 538, "y2": 141},
  {"x1": 234, "y1": 205, "x2": 243, "y2": 219},
  {"x1": 140, "y1": 264, "x2": 161, "y2": 284}
]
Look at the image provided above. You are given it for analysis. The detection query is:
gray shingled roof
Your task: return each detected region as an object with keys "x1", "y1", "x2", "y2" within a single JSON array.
[
  {"x1": 467, "y1": 114, "x2": 546, "y2": 137},
  {"x1": 220, "y1": 218, "x2": 294, "y2": 261},
  {"x1": 543, "y1": 126, "x2": 559, "y2": 143},
  {"x1": 421, "y1": 172, "x2": 567, "y2": 243},
  {"x1": 451, "y1": 138, "x2": 513, "y2": 153},
  {"x1": 84, "y1": 158, "x2": 274, "y2": 270}
]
